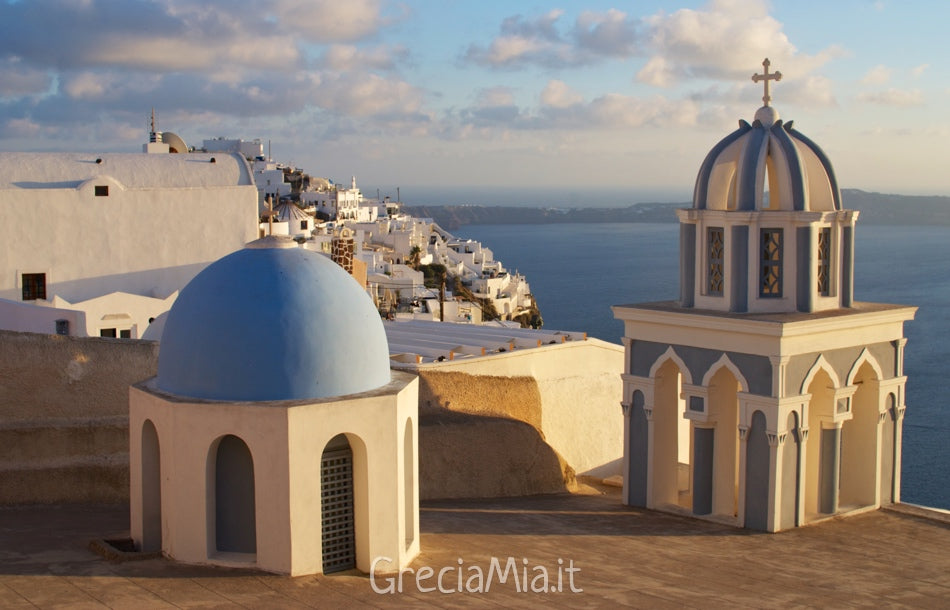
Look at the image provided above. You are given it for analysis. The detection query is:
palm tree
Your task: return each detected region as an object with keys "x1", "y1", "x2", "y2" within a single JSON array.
[{"x1": 409, "y1": 245, "x2": 422, "y2": 270}]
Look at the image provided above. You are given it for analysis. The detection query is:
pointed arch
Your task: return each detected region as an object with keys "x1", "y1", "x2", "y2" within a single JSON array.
[
  {"x1": 799, "y1": 354, "x2": 842, "y2": 395},
  {"x1": 846, "y1": 348, "x2": 884, "y2": 386},
  {"x1": 701, "y1": 353, "x2": 750, "y2": 393},
  {"x1": 648, "y1": 346, "x2": 694, "y2": 385}
]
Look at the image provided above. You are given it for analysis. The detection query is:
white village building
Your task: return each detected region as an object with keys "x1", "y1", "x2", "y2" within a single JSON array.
[
  {"x1": 613, "y1": 60, "x2": 916, "y2": 531},
  {"x1": 301, "y1": 177, "x2": 379, "y2": 222},
  {"x1": 202, "y1": 137, "x2": 265, "y2": 160},
  {"x1": 0, "y1": 150, "x2": 258, "y2": 338},
  {"x1": 250, "y1": 157, "x2": 294, "y2": 213}
]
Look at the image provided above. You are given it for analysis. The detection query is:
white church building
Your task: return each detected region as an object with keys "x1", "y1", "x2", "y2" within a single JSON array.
[
  {"x1": 129, "y1": 235, "x2": 419, "y2": 576},
  {"x1": 613, "y1": 60, "x2": 916, "y2": 531},
  {"x1": 0, "y1": 150, "x2": 258, "y2": 338}
]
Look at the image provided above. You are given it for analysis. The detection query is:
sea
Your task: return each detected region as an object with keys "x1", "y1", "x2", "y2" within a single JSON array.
[{"x1": 457, "y1": 222, "x2": 950, "y2": 511}]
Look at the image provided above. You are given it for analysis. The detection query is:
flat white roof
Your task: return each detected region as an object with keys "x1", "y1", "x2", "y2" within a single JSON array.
[
  {"x1": 384, "y1": 319, "x2": 587, "y2": 364},
  {"x1": 0, "y1": 152, "x2": 254, "y2": 190}
]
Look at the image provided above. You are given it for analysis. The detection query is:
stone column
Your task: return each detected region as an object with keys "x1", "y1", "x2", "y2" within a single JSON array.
[
  {"x1": 736, "y1": 424, "x2": 749, "y2": 526},
  {"x1": 796, "y1": 426, "x2": 808, "y2": 527},
  {"x1": 766, "y1": 430, "x2": 785, "y2": 532},
  {"x1": 894, "y1": 405, "x2": 906, "y2": 503}
]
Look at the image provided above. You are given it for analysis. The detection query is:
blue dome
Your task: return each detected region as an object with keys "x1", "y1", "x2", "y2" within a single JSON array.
[{"x1": 156, "y1": 236, "x2": 391, "y2": 401}]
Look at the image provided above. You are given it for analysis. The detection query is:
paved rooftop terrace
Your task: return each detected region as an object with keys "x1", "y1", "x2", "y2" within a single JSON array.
[{"x1": 2, "y1": 487, "x2": 948, "y2": 608}]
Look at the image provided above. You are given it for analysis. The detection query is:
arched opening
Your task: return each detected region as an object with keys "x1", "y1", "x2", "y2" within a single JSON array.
[
  {"x1": 840, "y1": 362, "x2": 880, "y2": 509},
  {"x1": 725, "y1": 173, "x2": 737, "y2": 210},
  {"x1": 321, "y1": 434, "x2": 356, "y2": 573},
  {"x1": 744, "y1": 410, "x2": 770, "y2": 530},
  {"x1": 403, "y1": 419, "x2": 415, "y2": 550},
  {"x1": 140, "y1": 419, "x2": 162, "y2": 552},
  {"x1": 781, "y1": 411, "x2": 801, "y2": 529},
  {"x1": 209, "y1": 435, "x2": 256, "y2": 555},
  {"x1": 880, "y1": 393, "x2": 897, "y2": 504},
  {"x1": 805, "y1": 369, "x2": 837, "y2": 520},
  {"x1": 709, "y1": 367, "x2": 741, "y2": 518},
  {"x1": 652, "y1": 359, "x2": 690, "y2": 509},
  {"x1": 763, "y1": 156, "x2": 781, "y2": 210}
]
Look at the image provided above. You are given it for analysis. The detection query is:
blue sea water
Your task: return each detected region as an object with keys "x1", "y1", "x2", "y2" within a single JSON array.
[{"x1": 458, "y1": 222, "x2": 950, "y2": 511}]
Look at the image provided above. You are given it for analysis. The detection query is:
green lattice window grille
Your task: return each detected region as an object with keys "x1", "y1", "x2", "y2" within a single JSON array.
[
  {"x1": 707, "y1": 227, "x2": 724, "y2": 296},
  {"x1": 760, "y1": 228, "x2": 783, "y2": 297},
  {"x1": 817, "y1": 227, "x2": 831, "y2": 296}
]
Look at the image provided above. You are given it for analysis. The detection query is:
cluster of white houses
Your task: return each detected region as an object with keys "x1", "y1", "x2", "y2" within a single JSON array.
[
  {"x1": 0, "y1": 60, "x2": 916, "y2": 578},
  {"x1": 0, "y1": 129, "x2": 534, "y2": 338}
]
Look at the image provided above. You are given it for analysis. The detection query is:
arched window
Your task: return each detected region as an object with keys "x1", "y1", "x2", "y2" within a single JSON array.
[
  {"x1": 322, "y1": 434, "x2": 355, "y2": 573},
  {"x1": 210, "y1": 435, "x2": 256, "y2": 555}
]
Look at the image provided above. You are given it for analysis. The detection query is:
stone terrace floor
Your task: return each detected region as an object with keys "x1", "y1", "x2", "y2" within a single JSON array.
[{"x1": 1, "y1": 487, "x2": 949, "y2": 608}]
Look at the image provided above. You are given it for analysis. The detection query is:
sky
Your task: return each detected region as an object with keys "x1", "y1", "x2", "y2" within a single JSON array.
[{"x1": 0, "y1": 0, "x2": 946, "y2": 206}]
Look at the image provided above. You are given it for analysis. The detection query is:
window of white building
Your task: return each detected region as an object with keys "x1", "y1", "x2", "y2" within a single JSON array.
[{"x1": 21, "y1": 273, "x2": 46, "y2": 301}]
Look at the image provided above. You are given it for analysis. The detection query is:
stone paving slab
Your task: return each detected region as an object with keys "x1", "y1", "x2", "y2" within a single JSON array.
[{"x1": 1, "y1": 491, "x2": 949, "y2": 608}]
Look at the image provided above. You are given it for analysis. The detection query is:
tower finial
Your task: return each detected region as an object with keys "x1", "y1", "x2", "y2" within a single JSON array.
[{"x1": 751, "y1": 58, "x2": 782, "y2": 107}]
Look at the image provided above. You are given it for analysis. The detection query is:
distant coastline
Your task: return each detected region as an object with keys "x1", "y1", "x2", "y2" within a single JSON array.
[{"x1": 405, "y1": 189, "x2": 950, "y2": 230}]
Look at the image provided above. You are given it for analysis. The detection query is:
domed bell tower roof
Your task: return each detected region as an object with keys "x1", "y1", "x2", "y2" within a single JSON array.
[{"x1": 678, "y1": 59, "x2": 858, "y2": 315}]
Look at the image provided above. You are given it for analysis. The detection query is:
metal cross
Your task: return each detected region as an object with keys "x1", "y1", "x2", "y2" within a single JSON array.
[
  {"x1": 752, "y1": 58, "x2": 782, "y2": 106},
  {"x1": 262, "y1": 195, "x2": 278, "y2": 235}
]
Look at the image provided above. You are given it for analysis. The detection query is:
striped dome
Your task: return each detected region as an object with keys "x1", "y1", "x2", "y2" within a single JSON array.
[{"x1": 693, "y1": 106, "x2": 841, "y2": 213}]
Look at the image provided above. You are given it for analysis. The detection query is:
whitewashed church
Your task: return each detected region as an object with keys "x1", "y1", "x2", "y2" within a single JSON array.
[
  {"x1": 129, "y1": 235, "x2": 419, "y2": 575},
  {"x1": 613, "y1": 60, "x2": 916, "y2": 531}
]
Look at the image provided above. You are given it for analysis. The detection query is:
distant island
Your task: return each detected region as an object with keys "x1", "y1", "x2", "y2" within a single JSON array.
[{"x1": 405, "y1": 189, "x2": 950, "y2": 230}]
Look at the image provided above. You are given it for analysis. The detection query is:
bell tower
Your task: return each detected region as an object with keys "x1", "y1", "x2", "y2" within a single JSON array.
[
  {"x1": 679, "y1": 58, "x2": 856, "y2": 315},
  {"x1": 614, "y1": 59, "x2": 915, "y2": 532}
]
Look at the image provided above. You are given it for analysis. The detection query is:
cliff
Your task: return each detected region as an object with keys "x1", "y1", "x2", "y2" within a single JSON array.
[{"x1": 405, "y1": 189, "x2": 950, "y2": 229}]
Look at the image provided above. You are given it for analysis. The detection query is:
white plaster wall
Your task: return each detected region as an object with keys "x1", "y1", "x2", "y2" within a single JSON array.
[
  {"x1": 130, "y1": 372, "x2": 419, "y2": 576},
  {"x1": 0, "y1": 183, "x2": 258, "y2": 303},
  {"x1": 49, "y1": 291, "x2": 177, "y2": 338},
  {"x1": 0, "y1": 298, "x2": 86, "y2": 336},
  {"x1": 419, "y1": 340, "x2": 624, "y2": 477}
]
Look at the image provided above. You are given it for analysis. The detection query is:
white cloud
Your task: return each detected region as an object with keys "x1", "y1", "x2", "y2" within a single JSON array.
[
  {"x1": 639, "y1": 0, "x2": 803, "y2": 84},
  {"x1": 540, "y1": 80, "x2": 583, "y2": 109},
  {"x1": 0, "y1": 117, "x2": 45, "y2": 138},
  {"x1": 861, "y1": 65, "x2": 891, "y2": 85},
  {"x1": 464, "y1": 10, "x2": 573, "y2": 68},
  {"x1": 319, "y1": 73, "x2": 427, "y2": 118},
  {"x1": 573, "y1": 9, "x2": 639, "y2": 57},
  {"x1": 0, "y1": 58, "x2": 50, "y2": 97},
  {"x1": 62, "y1": 72, "x2": 110, "y2": 99},
  {"x1": 270, "y1": 0, "x2": 388, "y2": 43},
  {"x1": 465, "y1": 8, "x2": 641, "y2": 69},
  {"x1": 0, "y1": 0, "x2": 430, "y2": 148},
  {"x1": 637, "y1": 56, "x2": 676, "y2": 88}
]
